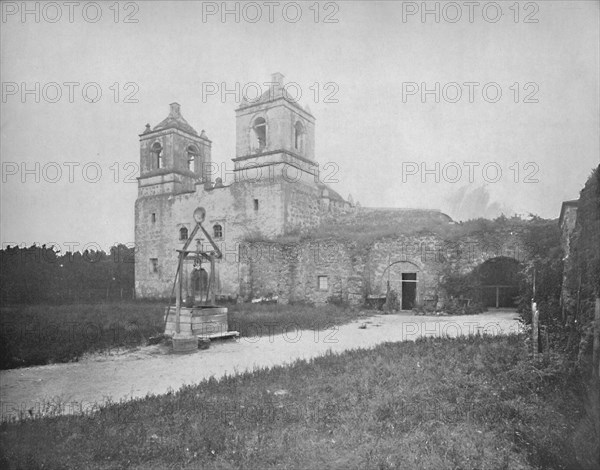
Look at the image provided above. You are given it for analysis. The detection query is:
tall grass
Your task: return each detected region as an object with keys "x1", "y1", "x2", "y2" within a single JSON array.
[
  {"x1": 227, "y1": 302, "x2": 362, "y2": 337},
  {"x1": 1, "y1": 335, "x2": 596, "y2": 469},
  {"x1": 0, "y1": 301, "x2": 166, "y2": 369},
  {"x1": 0, "y1": 301, "x2": 362, "y2": 370}
]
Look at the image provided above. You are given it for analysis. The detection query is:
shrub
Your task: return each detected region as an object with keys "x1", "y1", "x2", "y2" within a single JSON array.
[{"x1": 440, "y1": 297, "x2": 485, "y2": 315}]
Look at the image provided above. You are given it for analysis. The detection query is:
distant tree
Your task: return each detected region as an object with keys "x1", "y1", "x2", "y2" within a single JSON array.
[{"x1": 0, "y1": 243, "x2": 135, "y2": 304}]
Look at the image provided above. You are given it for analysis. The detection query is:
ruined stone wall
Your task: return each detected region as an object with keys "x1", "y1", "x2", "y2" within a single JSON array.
[
  {"x1": 285, "y1": 182, "x2": 322, "y2": 231},
  {"x1": 240, "y1": 228, "x2": 534, "y2": 308},
  {"x1": 446, "y1": 231, "x2": 531, "y2": 275},
  {"x1": 241, "y1": 236, "x2": 444, "y2": 307},
  {"x1": 365, "y1": 235, "x2": 445, "y2": 305},
  {"x1": 239, "y1": 239, "x2": 364, "y2": 305}
]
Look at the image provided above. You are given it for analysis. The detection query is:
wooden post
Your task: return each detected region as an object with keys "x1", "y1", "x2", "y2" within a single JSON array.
[
  {"x1": 593, "y1": 296, "x2": 600, "y2": 468},
  {"x1": 543, "y1": 326, "x2": 550, "y2": 362},
  {"x1": 210, "y1": 256, "x2": 216, "y2": 305},
  {"x1": 386, "y1": 254, "x2": 391, "y2": 312},
  {"x1": 495, "y1": 286, "x2": 500, "y2": 309},
  {"x1": 532, "y1": 301, "x2": 539, "y2": 361},
  {"x1": 384, "y1": 280, "x2": 390, "y2": 312},
  {"x1": 175, "y1": 253, "x2": 182, "y2": 334},
  {"x1": 593, "y1": 296, "x2": 600, "y2": 379}
]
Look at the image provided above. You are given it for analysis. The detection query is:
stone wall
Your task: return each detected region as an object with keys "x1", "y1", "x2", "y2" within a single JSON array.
[
  {"x1": 239, "y1": 239, "x2": 364, "y2": 305},
  {"x1": 365, "y1": 235, "x2": 444, "y2": 305},
  {"x1": 239, "y1": 228, "x2": 534, "y2": 308},
  {"x1": 135, "y1": 178, "x2": 288, "y2": 299},
  {"x1": 235, "y1": 97, "x2": 315, "y2": 161},
  {"x1": 285, "y1": 183, "x2": 322, "y2": 230},
  {"x1": 135, "y1": 169, "x2": 360, "y2": 300},
  {"x1": 139, "y1": 127, "x2": 211, "y2": 184},
  {"x1": 240, "y1": 236, "x2": 444, "y2": 307}
]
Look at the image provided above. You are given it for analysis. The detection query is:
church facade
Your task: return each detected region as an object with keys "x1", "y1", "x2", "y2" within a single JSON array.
[{"x1": 134, "y1": 73, "x2": 351, "y2": 300}]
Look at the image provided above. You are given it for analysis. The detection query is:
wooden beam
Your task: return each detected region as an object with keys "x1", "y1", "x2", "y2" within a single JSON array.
[
  {"x1": 175, "y1": 252, "x2": 184, "y2": 334},
  {"x1": 532, "y1": 301, "x2": 539, "y2": 361},
  {"x1": 594, "y1": 297, "x2": 600, "y2": 379},
  {"x1": 199, "y1": 223, "x2": 223, "y2": 259}
]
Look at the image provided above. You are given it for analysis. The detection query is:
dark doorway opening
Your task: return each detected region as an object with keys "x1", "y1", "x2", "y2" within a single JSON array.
[
  {"x1": 478, "y1": 257, "x2": 521, "y2": 308},
  {"x1": 192, "y1": 268, "x2": 209, "y2": 303},
  {"x1": 401, "y1": 273, "x2": 417, "y2": 310},
  {"x1": 481, "y1": 285, "x2": 520, "y2": 309}
]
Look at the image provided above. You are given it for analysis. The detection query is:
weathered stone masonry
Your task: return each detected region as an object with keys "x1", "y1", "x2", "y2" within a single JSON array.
[
  {"x1": 134, "y1": 73, "x2": 535, "y2": 307},
  {"x1": 135, "y1": 74, "x2": 351, "y2": 300},
  {"x1": 238, "y1": 227, "x2": 532, "y2": 308}
]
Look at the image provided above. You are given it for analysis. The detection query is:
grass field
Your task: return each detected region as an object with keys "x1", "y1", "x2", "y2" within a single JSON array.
[
  {"x1": 228, "y1": 302, "x2": 362, "y2": 338},
  {"x1": 1, "y1": 334, "x2": 597, "y2": 470},
  {"x1": 0, "y1": 301, "x2": 361, "y2": 370},
  {"x1": 0, "y1": 302, "x2": 166, "y2": 370}
]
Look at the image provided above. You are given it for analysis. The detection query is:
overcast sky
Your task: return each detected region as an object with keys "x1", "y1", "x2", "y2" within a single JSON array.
[{"x1": 1, "y1": 0, "x2": 598, "y2": 251}]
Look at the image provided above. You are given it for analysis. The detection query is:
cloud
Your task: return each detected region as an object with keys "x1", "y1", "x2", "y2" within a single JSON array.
[{"x1": 443, "y1": 184, "x2": 512, "y2": 221}]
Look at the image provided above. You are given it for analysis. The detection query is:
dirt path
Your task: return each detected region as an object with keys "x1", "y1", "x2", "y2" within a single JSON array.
[{"x1": 0, "y1": 311, "x2": 522, "y2": 420}]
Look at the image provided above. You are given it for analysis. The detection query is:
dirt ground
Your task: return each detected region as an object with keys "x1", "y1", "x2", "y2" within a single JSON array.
[{"x1": 0, "y1": 310, "x2": 522, "y2": 420}]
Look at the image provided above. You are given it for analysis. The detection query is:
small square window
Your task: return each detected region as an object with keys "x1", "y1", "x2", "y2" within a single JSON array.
[
  {"x1": 151, "y1": 213, "x2": 156, "y2": 223},
  {"x1": 253, "y1": 199, "x2": 259, "y2": 211},
  {"x1": 318, "y1": 276, "x2": 328, "y2": 291},
  {"x1": 150, "y1": 258, "x2": 158, "y2": 273}
]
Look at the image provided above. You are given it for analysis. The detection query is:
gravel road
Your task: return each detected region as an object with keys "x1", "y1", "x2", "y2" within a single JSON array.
[{"x1": 0, "y1": 310, "x2": 522, "y2": 420}]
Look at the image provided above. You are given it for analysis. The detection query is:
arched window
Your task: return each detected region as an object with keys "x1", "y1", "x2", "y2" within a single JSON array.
[
  {"x1": 294, "y1": 121, "x2": 305, "y2": 152},
  {"x1": 213, "y1": 224, "x2": 223, "y2": 239},
  {"x1": 151, "y1": 142, "x2": 163, "y2": 169},
  {"x1": 252, "y1": 117, "x2": 267, "y2": 151},
  {"x1": 187, "y1": 146, "x2": 198, "y2": 172},
  {"x1": 179, "y1": 227, "x2": 188, "y2": 241}
]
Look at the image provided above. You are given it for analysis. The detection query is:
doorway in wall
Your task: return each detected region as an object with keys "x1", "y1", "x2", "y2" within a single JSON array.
[{"x1": 401, "y1": 273, "x2": 417, "y2": 310}]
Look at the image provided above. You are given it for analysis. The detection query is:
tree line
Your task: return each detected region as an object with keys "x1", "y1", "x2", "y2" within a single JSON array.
[{"x1": 0, "y1": 244, "x2": 135, "y2": 304}]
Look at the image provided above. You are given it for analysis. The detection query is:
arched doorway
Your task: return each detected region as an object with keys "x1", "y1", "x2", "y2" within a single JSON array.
[
  {"x1": 476, "y1": 257, "x2": 522, "y2": 309},
  {"x1": 379, "y1": 261, "x2": 421, "y2": 311}
]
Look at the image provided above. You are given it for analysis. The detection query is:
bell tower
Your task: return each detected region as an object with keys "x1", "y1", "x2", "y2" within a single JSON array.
[
  {"x1": 138, "y1": 103, "x2": 211, "y2": 196},
  {"x1": 233, "y1": 73, "x2": 317, "y2": 183}
]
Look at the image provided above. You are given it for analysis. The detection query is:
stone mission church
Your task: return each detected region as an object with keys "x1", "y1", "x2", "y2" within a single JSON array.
[
  {"x1": 135, "y1": 73, "x2": 352, "y2": 300},
  {"x1": 135, "y1": 74, "x2": 536, "y2": 309}
]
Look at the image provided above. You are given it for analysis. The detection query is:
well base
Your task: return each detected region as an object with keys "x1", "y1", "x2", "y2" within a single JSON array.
[
  {"x1": 164, "y1": 306, "x2": 229, "y2": 337},
  {"x1": 172, "y1": 333, "x2": 198, "y2": 354}
]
